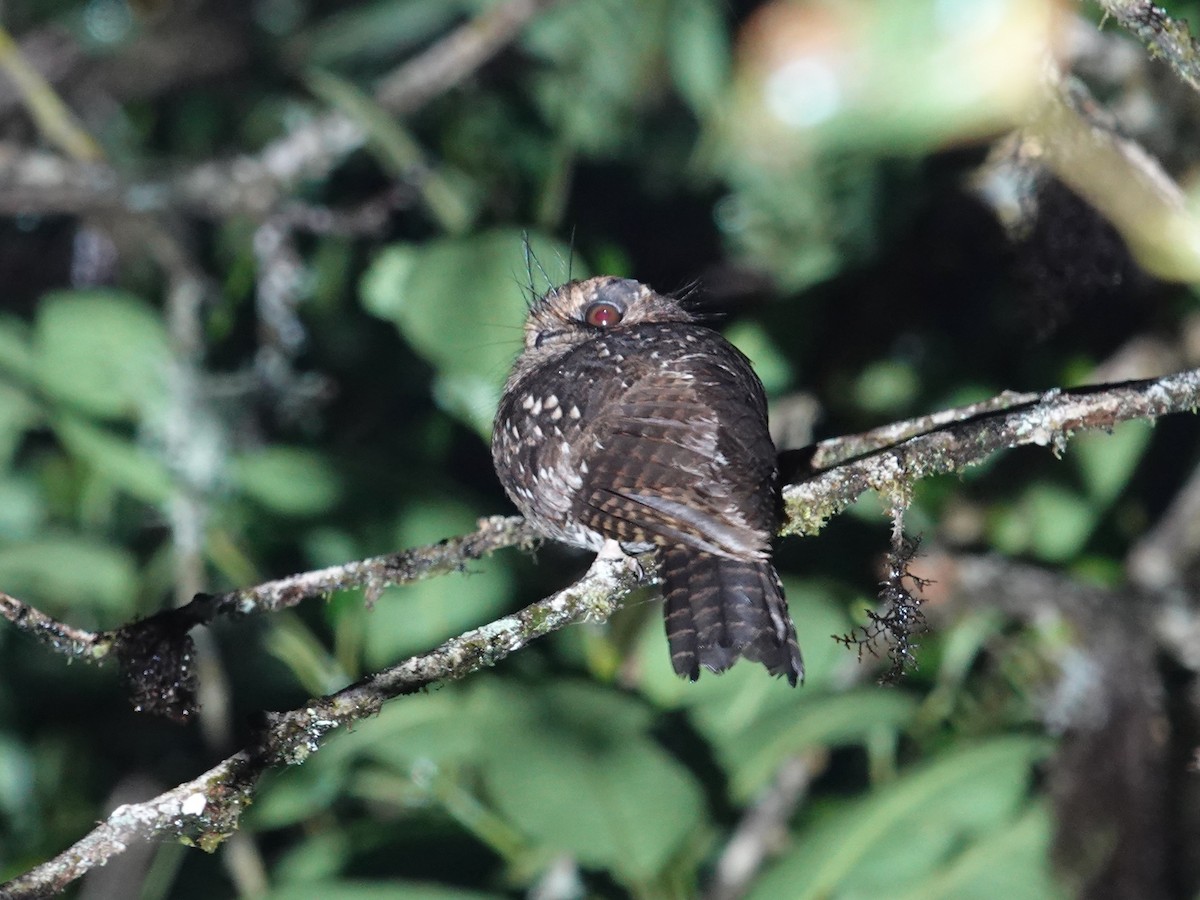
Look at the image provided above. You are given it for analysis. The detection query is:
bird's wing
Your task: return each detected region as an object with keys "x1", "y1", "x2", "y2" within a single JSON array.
[{"x1": 571, "y1": 334, "x2": 778, "y2": 558}]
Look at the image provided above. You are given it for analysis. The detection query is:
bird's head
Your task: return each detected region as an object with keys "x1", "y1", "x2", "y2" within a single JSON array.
[{"x1": 522, "y1": 276, "x2": 695, "y2": 353}]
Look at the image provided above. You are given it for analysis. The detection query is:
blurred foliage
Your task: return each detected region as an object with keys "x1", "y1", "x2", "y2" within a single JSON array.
[{"x1": 1, "y1": 0, "x2": 1199, "y2": 897}]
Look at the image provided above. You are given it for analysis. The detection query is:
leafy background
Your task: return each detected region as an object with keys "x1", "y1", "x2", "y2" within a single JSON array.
[{"x1": 1, "y1": 0, "x2": 1199, "y2": 897}]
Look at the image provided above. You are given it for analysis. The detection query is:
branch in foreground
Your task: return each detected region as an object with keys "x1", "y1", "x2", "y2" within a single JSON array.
[
  {"x1": 0, "y1": 516, "x2": 535, "y2": 720},
  {"x1": 4, "y1": 368, "x2": 1200, "y2": 894},
  {"x1": 784, "y1": 368, "x2": 1200, "y2": 535},
  {"x1": 0, "y1": 550, "x2": 645, "y2": 899}
]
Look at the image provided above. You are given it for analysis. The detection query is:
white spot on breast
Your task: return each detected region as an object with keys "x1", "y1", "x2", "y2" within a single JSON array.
[
  {"x1": 522, "y1": 394, "x2": 535, "y2": 410},
  {"x1": 532, "y1": 424, "x2": 544, "y2": 439},
  {"x1": 545, "y1": 395, "x2": 559, "y2": 409},
  {"x1": 550, "y1": 406, "x2": 562, "y2": 421},
  {"x1": 569, "y1": 405, "x2": 581, "y2": 419}
]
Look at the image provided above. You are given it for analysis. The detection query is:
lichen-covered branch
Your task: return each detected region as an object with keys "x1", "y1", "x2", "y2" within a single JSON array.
[
  {"x1": 784, "y1": 368, "x2": 1200, "y2": 535},
  {"x1": 4, "y1": 365, "x2": 1200, "y2": 894},
  {"x1": 0, "y1": 549, "x2": 642, "y2": 899},
  {"x1": 1094, "y1": 0, "x2": 1200, "y2": 95},
  {"x1": 0, "y1": 515, "x2": 537, "y2": 721}
]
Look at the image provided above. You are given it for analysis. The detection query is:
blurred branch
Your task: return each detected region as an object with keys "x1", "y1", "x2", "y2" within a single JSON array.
[
  {"x1": 0, "y1": 549, "x2": 639, "y2": 900},
  {"x1": 0, "y1": 0, "x2": 558, "y2": 221},
  {"x1": 0, "y1": 24, "x2": 102, "y2": 162},
  {"x1": 704, "y1": 753, "x2": 822, "y2": 900},
  {"x1": 1094, "y1": 0, "x2": 1200, "y2": 95}
]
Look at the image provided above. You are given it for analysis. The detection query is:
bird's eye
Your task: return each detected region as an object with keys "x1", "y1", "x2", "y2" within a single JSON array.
[{"x1": 584, "y1": 301, "x2": 623, "y2": 328}]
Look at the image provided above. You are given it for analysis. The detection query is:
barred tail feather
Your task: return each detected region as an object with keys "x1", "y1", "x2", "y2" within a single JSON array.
[{"x1": 661, "y1": 546, "x2": 803, "y2": 686}]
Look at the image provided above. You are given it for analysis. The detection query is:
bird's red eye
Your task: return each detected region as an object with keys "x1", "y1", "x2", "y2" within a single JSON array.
[{"x1": 584, "y1": 301, "x2": 623, "y2": 328}]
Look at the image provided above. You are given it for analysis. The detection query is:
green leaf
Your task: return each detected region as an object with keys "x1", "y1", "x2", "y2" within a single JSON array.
[
  {"x1": 0, "y1": 314, "x2": 34, "y2": 381},
  {"x1": 474, "y1": 681, "x2": 703, "y2": 881},
  {"x1": 33, "y1": 290, "x2": 170, "y2": 421},
  {"x1": 232, "y1": 447, "x2": 341, "y2": 516},
  {"x1": 0, "y1": 475, "x2": 44, "y2": 541},
  {"x1": 523, "y1": 0, "x2": 668, "y2": 155},
  {"x1": 723, "y1": 319, "x2": 792, "y2": 395},
  {"x1": 718, "y1": 689, "x2": 921, "y2": 801},
  {"x1": 361, "y1": 229, "x2": 583, "y2": 439},
  {"x1": 1072, "y1": 420, "x2": 1152, "y2": 506},
  {"x1": 749, "y1": 737, "x2": 1050, "y2": 899},
  {"x1": 667, "y1": 0, "x2": 731, "y2": 116},
  {"x1": 893, "y1": 804, "x2": 1063, "y2": 900},
  {"x1": 53, "y1": 414, "x2": 173, "y2": 504},
  {"x1": 0, "y1": 536, "x2": 138, "y2": 618},
  {"x1": 0, "y1": 378, "x2": 39, "y2": 466},
  {"x1": 991, "y1": 483, "x2": 1095, "y2": 563}
]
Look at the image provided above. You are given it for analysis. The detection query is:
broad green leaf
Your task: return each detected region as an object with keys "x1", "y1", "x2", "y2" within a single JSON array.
[
  {"x1": 0, "y1": 536, "x2": 138, "y2": 618},
  {"x1": 0, "y1": 379, "x2": 39, "y2": 466},
  {"x1": 893, "y1": 803, "x2": 1063, "y2": 900},
  {"x1": 990, "y1": 483, "x2": 1095, "y2": 563},
  {"x1": 249, "y1": 761, "x2": 349, "y2": 832},
  {"x1": 0, "y1": 475, "x2": 43, "y2": 540},
  {"x1": 523, "y1": 0, "x2": 667, "y2": 155},
  {"x1": 749, "y1": 737, "x2": 1050, "y2": 899},
  {"x1": 0, "y1": 314, "x2": 34, "y2": 381},
  {"x1": 723, "y1": 319, "x2": 791, "y2": 395},
  {"x1": 1072, "y1": 420, "x2": 1152, "y2": 506},
  {"x1": 53, "y1": 415, "x2": 173, "y2": 504},
  {"x1": 232, "y1": 447, "x2": 341, "y2": 516},
  {"x1": 475, "y1": 681, "x2": 703, "y2": 881},
  {"x1": 33, "y1": 290, "x2": 170, "y2": 421},
  {"x1": 264, "y1": 830, "x2": 352, "y2": 887},
  {"x1": 361, "y1": 229, "x2": 583, "y2": 439},
  {"x1": 717, "y1": 690, "x2": 920, "y2": 801},
  {"x1": 854, "y1": 359, "x2": 920, "y2": 414}
]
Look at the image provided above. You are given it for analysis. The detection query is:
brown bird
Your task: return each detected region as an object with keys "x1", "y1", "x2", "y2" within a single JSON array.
[{"x1": 492, "y1": 276, "x2": 803, "y2": 684}]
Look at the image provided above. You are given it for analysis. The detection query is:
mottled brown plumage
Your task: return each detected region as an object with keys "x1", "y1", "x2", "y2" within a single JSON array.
[{"x1": 492, "y1": 276, "x2": 803, "y2": 684}]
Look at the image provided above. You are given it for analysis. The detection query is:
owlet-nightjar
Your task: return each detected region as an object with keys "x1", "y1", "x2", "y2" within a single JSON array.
[{"x1": 492, "y1": 276, "x2": 803, "y2": 684}]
